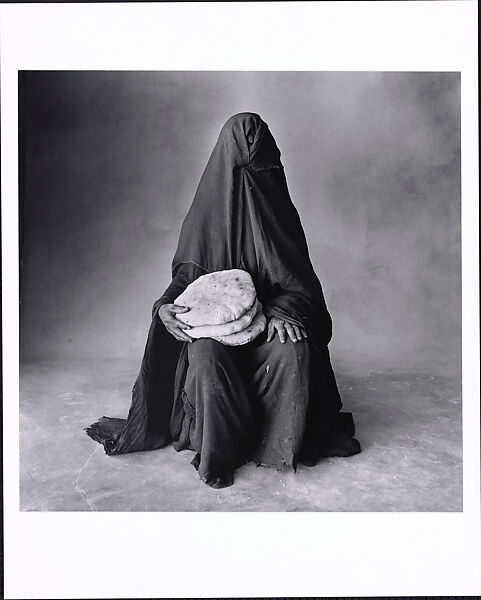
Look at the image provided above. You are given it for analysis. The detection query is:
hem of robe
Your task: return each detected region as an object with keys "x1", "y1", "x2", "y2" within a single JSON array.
[
  {"x1": 171, "y1": 401, "x2": 360, "y2": 474},
  {"x1": 84, "y1": 416, "x2": 172, "y2": 455}
]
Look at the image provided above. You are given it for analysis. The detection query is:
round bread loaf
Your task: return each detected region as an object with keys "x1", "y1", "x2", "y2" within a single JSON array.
[
  {"x1": 186, "y1": 300, "x2": 259, "y2": 339},
  {"x1": 212, "y1": 308, "x2": 267, "y2": 346},
  {"x1": 174, "y1": 269, "x2": 256, "y2": 327}
]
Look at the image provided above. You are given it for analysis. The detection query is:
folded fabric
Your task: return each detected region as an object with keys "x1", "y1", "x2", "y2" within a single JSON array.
[
  {"x1": 212, "y1": 308, "x2": 267, "y2": 346},
  {"x1": 174, "y1": 269, "x2": 257, "y2": 327},
  {"x1": 186, "y1": 300, "x2": 260, "y2": 339}
]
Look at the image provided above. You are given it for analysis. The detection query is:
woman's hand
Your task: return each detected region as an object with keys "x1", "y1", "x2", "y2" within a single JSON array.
[
  {"x1": 158, "y1": 304, "x2": 193, "y2": 343},
  {"x1": 266, "y1": 317, "x2": 307, "y2": 344}
]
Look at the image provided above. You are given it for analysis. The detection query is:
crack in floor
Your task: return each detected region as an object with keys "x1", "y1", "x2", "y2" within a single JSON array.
[{"x1": 73, "y1": 446, "x2": 101, "y2": 511}]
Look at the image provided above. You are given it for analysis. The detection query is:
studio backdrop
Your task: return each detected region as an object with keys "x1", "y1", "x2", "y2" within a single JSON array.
[{"x1": 19, "y1": 71, "x2": 461, "y2": 377}]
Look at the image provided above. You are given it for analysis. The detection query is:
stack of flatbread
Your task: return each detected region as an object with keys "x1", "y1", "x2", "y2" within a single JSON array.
[{"x1": 174, "y1": 269, "x2": 266, "y2": 346}]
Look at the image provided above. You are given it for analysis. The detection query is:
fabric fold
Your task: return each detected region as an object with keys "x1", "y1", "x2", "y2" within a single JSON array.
[{"x1": 86, "y1": 112, "x2": 361, "y2": 479}]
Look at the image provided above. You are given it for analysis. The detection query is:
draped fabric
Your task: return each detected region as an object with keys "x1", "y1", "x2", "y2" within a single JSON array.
[
  {"x1": 171, "y1": 112, "x2": 332, "y2": 345},
  {"x1": 85, "y1": 112, "x2": 360, "y2": 475},
  {"x1": 170, "y1": 331, "x2": 358, "y2": 488}
]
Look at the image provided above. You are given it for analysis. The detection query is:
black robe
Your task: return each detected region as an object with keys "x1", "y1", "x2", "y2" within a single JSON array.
[{"x1": 86, "y1": 112, "x2": 360, "y2": 478}]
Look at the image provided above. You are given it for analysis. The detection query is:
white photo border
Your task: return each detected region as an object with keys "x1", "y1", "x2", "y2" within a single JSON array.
[{"x1": 1, "y1": 2, "x2": 479, "y2": 598}]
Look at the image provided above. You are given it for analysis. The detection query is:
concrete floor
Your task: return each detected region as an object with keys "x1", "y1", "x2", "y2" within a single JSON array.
[{"x1": 19, "y1": 356, "x2": 462, "y2": 512}]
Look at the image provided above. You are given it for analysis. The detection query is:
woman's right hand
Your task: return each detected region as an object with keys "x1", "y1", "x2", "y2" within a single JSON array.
[{"x1": 158, "y1": 304, "x2": 193, "y2": 343}]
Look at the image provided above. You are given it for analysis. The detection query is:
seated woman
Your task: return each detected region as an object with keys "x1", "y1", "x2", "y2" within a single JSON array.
[{"x1": 86, "y1": 112, "x2": 361, "y2": 489}]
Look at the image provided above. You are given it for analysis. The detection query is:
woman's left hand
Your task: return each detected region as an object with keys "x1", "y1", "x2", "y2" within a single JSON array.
[{"x1": 266, "y1": 317, "x2": 307, "y2": 344}]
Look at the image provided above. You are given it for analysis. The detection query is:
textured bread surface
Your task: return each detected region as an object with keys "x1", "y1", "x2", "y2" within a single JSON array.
[
  {"x1": 174, "y1": 269, "x2": 256, "y2": 327},
  {"x1": 186, "y1": 300, "x2": 260, "y2": 339},
  {"x1": 212, "y1": 308, "x2": 266, "y2": 346}
]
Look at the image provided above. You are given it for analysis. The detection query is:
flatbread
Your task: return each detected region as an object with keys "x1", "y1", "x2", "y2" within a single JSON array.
[
  {"x1": 187, "y1": 300, "x2": 259, "y2": 339},
  {"x1": 174, "y1": 269, "x2": 256, "y2": 327},
  {"x1": 212, "y1": 308, "x2": 267, "y2": 346}
]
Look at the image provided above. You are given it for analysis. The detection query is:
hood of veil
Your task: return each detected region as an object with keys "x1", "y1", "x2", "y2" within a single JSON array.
[{"x1": 171, "y1": 112, "x2": 332, "y2": 345}]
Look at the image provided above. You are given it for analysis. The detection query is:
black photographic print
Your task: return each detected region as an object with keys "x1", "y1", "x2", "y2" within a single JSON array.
[{"x1": 19, "y1": 71, "x2": 462, "y2": 512}]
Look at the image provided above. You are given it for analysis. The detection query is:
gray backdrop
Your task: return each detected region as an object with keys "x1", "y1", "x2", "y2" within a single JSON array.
[{"x1": 20, "y1": 71, "x2": 461, "y2": 376}]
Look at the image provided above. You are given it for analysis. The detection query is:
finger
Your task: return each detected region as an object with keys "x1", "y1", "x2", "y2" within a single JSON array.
[
  {"x1": 285, "y1": 323, "x2": 297, "y2": 343},
  {"x1": 165, "y1": 323, "x2": 191, "y2": 341},
  {"x1": 172, "y1": 328, "x2": 193, "y2": 343},
  {"x1": 301, "y1": 328, "x2": 308, "y2": 338},
  {"x1": 175, "y1": 325, "x2": 193, "y2": 342},
  {"x1": 170, "y1": 304, "x2": 191, "y2": 313},
  {"x1": 164, "y1": 315, "x2": 191, "y2": 330},
  {"x1": 172, "y1": 313, "x2": 191, "y2": 328},
  {"x1": 275, "y1": 322, "x2": 287, "y2": 344},
  {"x1": 266, "y1": 320, "x2": 274, "y2": 342},
  {"x1": 164, "y1": 313, "x2": 191, "y2": 329},
  {"x1": 292, "y1": 325, "x2": 303, "y2": 342}
]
